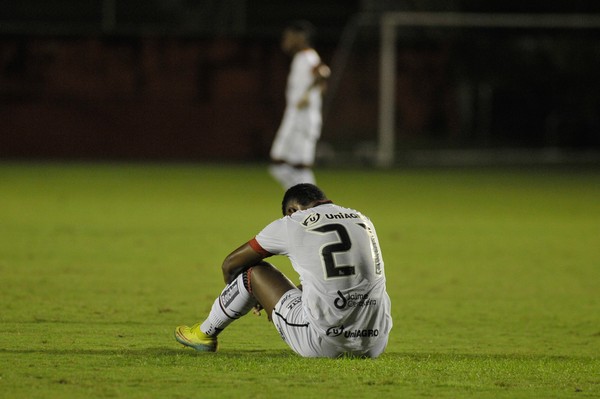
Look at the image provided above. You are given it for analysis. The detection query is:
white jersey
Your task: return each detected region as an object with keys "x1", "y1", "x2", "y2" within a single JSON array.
[
  {"x1": 270, "y1": 48, "x2": 323, "y2": 166},
  {"x1": 251, "y1": 203, "x2": 392, "y2": 351}
]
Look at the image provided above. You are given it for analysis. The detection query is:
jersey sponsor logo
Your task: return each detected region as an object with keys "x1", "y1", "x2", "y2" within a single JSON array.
[
  {"x1": 334, "y1": 290, "x2": 347, "y2": 309},
  {"x1": 326, "y1": 325, "x2": 380, "y2": 338},
  {"x1": 302, "y1": 213, "x2": 321, "y2": 227},
  {"x1": 325, "y1": 212, "x2": 359, "y2": 220},
  {"x1": 326, "y1": 325, "x2": 345, "y2": 337},
  {"x1": 344, "y1": 328, "x2": 379, "y2": 338},
  {"x1": 358, "y1": 222, "x2": 383, "y2": 275},
  {"x1": 371, "y1": 231, "x2": 383, "y2": 275},
  {"x1": 334, "y1": 290, "x2": 377, "y2": 309}
]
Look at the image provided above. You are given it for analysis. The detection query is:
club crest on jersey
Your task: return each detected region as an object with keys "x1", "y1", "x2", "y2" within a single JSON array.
[{"x1": 302, "y1": 213, "x2": 321, "y2": 226}]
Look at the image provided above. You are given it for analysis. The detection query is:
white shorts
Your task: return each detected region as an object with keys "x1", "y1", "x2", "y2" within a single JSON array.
[
  {"x1": 270, "y1": 111, "x2": 320, "y2": 166},
  {"x1": 272, "y1": 289, "x2": 389, "y2": 358}
]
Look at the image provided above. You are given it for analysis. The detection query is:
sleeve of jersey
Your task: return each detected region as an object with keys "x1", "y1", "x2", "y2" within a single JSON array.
[{"x1": 250, "y1": 218, "x2": 288, "y2": 257}]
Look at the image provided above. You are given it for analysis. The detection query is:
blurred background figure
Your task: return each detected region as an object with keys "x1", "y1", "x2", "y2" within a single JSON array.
[
  {"x1": 1, "y1": 1, "x2": 599, "y2": 166},
  {"x1": 269, "y1": 20, "x2": 330, "y2": 190}
]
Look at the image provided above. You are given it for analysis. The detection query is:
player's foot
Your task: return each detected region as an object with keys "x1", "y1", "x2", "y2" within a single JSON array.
[{"x1": 174, "y1": 323, "x2": 218, "y2": 352}]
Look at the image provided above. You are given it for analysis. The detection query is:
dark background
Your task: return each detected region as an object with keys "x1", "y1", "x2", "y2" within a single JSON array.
[{"x1": 2, "y1": 0, "x2": 599, "y2": 162}]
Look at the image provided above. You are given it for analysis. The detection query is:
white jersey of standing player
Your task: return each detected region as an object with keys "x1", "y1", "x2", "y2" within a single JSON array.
[
  {"x1": 270, "y1": 48, "x2": 323, "y2": 167},
  {"x1": 252, "y1": 203, "x2": 392, "y2": 352}
]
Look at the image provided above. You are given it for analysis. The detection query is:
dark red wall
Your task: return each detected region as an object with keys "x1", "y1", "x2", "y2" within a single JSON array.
[{"x1": 1, "y1": 37, "x2": 298, "y2": 160}]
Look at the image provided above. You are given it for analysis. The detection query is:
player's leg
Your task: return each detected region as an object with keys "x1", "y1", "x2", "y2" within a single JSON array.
[
  {"x1": 252, "y1": 262, "x2": 323, "y2": 357},
  {"x1": 174, "y1": 268, "x2": 257, "y2": 351},
  {"x1": 251, "y1": 263, "x2": 343, "y2": 358},
  {"x1": 248, "y1": 261, "x2": 297, "y2": 319},
  {"x1": 269, "y1": 125, "x2": 294, "y2": 189},
  {"x1": 288, "y1": 166, "x2": 315, "y2": 186},
  {"x1": 285, "y1": 135, "x2": 317, "y2": 187},
  {"x1": 250, "y1": 263, "x2": 324, "y2": 357},
  {"x1": 270, "y1": 163, "x2": 315, "y2": 189},
  {"x1": 268, "y1": 162, "x2": 294, "y2": 189}
]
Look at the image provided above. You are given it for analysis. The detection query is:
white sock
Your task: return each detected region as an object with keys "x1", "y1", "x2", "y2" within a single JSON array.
[
  {"x1": 290, "y1": 168, "x2": 315, "y2": 187},
  {"x1": 268, "y1": 164, "x2": 293, "y2": 189},
  {"x1": 269, "y1": 163, "x2": 315, "y2": 190},
  {"x1": 200, "y1": 270, "x2": 256, "y2": 336}
]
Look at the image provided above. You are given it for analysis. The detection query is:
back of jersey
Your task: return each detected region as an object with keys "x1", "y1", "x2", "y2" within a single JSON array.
[{"x1": 285, "y1": 203, "x2": 391, "y2": 342}]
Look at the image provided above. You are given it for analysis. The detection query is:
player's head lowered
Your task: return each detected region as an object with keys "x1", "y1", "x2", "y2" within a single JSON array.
[
  {"x1": 281, "y1": 20, "x2": 315, "y2": 54},
  {"x1": 281, "y1": 183, "x2": 332, "y2": 216}
]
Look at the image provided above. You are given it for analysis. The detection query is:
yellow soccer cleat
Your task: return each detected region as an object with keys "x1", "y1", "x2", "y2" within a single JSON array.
[{"x1": 174, "y1": 323, "x2": 218, "y2": 352}]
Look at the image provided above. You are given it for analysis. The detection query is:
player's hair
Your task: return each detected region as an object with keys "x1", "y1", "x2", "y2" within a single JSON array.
[
  {"x1": 285, "y1": 20, "x2": 316, "y2": 46},
  {"x1": 281, "y1": 183, "x2": 328, "y2": 216}
]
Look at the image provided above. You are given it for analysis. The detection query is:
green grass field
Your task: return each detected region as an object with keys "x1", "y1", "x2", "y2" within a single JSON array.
[{"x1": 0, "y1": 162, "x2": 599, "y2": 398}]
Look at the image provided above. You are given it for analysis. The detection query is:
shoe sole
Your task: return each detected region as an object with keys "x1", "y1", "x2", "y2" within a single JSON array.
[{"x1": 174, "y1": 328, "x2": 218, "y2": 352}]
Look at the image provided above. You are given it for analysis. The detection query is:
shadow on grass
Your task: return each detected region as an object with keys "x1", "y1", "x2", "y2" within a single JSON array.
[
  {"x1": 0, "y1": 347, "x2": 591, "y2": 362},
  {"x1": 0, "y1": 347, "x2": 295, "y2": 358}
]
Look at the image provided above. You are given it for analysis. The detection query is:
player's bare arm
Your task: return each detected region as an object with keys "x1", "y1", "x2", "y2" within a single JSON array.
[
  {"x1": 221, "y1": 242, "x2": 265, "y2": 284},
  {"x1": 297, "y1": 62, "x2": 330, "y2": 109},
  {"x1": 222, "y1": 242, "x2": 297, "y2": 320}
]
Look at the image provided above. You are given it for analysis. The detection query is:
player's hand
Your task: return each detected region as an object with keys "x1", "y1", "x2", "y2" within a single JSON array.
[
  {"x1": 315, "y1": 63, "x2": 330, "y2": 80},
  {"x1": 252, "y1": 302, "x2": 264, "y2": 316}
]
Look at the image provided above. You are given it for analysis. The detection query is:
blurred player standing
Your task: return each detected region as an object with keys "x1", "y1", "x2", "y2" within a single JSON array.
[
  {"x1": 175, "y1": 183, "x2": 392, "y2": 358},
  {"x1": 269, "y1": 20, "x2": 330, "y2": 190}
]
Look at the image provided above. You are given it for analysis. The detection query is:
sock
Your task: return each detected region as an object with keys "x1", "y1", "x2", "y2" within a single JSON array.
[
  {"x1": 290, "y1": 168, "x2": 315, "y2": 187},
  {"x1": 200, "y1": 269, "x2": 256, "y2": 337},
  {"x1": 269, "y1": 163, "x2": 316, "y2": 190},
  {"x1": 268, "y1": 163, "x2": 293, "y2": 189}
]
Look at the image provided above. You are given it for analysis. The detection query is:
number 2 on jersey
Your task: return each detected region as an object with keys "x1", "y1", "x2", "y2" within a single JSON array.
[{"x1": 310, "y1": 223, "x2": 355, "y2": 278}]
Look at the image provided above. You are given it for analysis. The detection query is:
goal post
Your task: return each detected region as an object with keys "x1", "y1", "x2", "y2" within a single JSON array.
[{"x1": 377, "y1": 12, "x2": 600, "y2": 167}]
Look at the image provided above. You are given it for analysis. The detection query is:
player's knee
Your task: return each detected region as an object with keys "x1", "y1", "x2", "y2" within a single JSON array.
[
  {"x1": 243, "y1": 262, "x2": 275, "y2": 293},
  {"x1": 249, "y1": 262, "x2": 296, "y2": 304},
  {"x1": 251, "y1": 261, "x2": 283, "y2": 279}
]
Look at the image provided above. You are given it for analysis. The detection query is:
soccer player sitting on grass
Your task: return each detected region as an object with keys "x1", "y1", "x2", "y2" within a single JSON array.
[{"x1": 175, "y1": 183, "x2": 392, "y2": 358}]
